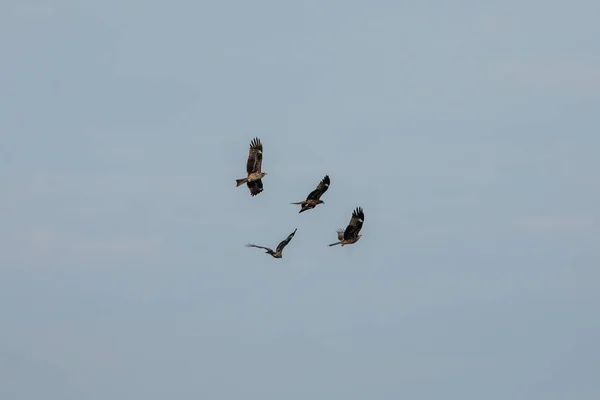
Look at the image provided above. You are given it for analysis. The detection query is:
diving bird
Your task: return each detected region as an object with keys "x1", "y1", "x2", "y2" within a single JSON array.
[
  {"x1": 246, "y1": 229, "x2": 298, "y2": 259},
  {"x1": 290, "y1": 175, "x2": 330, "y2": 213},
  {"x1": 328, "y1": 207, "x2": 364, "y2": 246},
  {"x1": 235, "y1": 137, "x2": 266, "y2": 196}
]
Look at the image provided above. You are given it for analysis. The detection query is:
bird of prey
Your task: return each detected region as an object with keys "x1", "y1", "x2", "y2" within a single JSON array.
[
  {"x1": 290, "y1": 175, "x2": 330, "y2": 213},
  {"x1": 236, "y1": 137, "x2": 266, "y2": 196},
  {"x1": 328, "y1": 207, "x2": 364, "y2": 246},
  {"x1": 246, "y1": 229, "x2": 298, "y2": 259}
]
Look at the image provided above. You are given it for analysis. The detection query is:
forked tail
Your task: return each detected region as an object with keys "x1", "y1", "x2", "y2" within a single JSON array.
[{"x1": 236, "y1": 177, "x2": 248, "y2": 187}]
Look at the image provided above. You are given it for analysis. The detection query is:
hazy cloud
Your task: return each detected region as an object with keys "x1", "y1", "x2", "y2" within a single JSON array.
[
  {"x1": 493, "y1": 59, "x2": 600, "y2": 95},
  {"x1": 515, "y1": 215, "x2": 596, "y2": 234},
  {"x1": 23, "y1": 228, "x2": 164, "y2": 256}
]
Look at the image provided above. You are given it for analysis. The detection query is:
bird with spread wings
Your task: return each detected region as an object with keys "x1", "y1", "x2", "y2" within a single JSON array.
[
  {"x1": 235, "y1": 137, "x2": 266, "y2": 196},
  {"x1": 290, "y1": 175, "x2": 330, "y2": 213},
  {"x1": 328, "y1": 207, "x2": 364, "y2": 246},
  {"x1": 246, "y1": 229, "x2": 298, "y2": 259}
]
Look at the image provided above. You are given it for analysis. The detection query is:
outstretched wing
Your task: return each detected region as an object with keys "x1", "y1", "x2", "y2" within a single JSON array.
[
  {"x1": 246, "y1": 137, "x2": 263, "y2": 174},
  {"x1": 306, "y1": 175, "x2": 330, "y2": 201},
  {"x1": 336, "y1": 229, "x2": 345, "y2": 240},
  {"x1": 247, "y1": 179, "x2": 263, "y2": 196},
  {"x1": 246, "y1": 243, "x2": 273, "y2": 252},
  {"x1": 275, "y1": 228, "x2": 297, "y2": 253},
  {"x1": 343, "y1": 207, "x2": 364, "y2": 240}
]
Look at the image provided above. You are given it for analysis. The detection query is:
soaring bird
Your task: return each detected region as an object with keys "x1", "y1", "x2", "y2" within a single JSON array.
[
  {"x1": 236, "y1": 137, "x2": 266, "y2": 196},
  {"x1": 246, "y1": 229, "x2": 298, "y2": 259},
  {"x1": 290, "y1": 175, "x2": 330, "y2": 213},
  {"x1": 328, "y1": 207, "x2": 364, "y2": 246}
]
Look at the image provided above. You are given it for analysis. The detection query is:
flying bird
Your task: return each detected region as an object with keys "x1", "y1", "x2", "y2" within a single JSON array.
[
  {"x1": 246, "y1": 229, "x2": 298, "y2": 259},
  {"x1": 236, "y1": 137, "x2": 266, "y2": 196},
  {"x1": 290, "y1": 175, "x2": 330, "y2": 213},
  {"x1": 328, "y1": 207, "x2": 364, "y2": 246}
]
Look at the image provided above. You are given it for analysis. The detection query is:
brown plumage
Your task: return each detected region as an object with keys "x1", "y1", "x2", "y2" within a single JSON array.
[
  {"x1": 246, "y1": 229, "x2": 297, "y2": 259},
  {"x1": 246, "y1": 179, "x2": 263, "y2": 197},
  {"x1": 328, "y1": 207, "x2": 364, "y2": 247},
  {"x1": 235, "y1": 137, "x2": 267, "y2": 196},
  {"x1": 290, "y1": 175, "x2": 330, "y2": 213}
]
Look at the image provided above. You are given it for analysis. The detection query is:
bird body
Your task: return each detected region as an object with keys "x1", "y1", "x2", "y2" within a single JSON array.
[
  {"x1": 290, "y1": 175, "x2": 330, "y2": 213},
  {"x1": 246, "y1": 229, "x2": 298, "y2": 258},
  {"x1": 329, "y1": 207, "x2": 364, "y2": 246},
  {"x1": 236, "y1": 138, "x2": 267, "y2": 196}
]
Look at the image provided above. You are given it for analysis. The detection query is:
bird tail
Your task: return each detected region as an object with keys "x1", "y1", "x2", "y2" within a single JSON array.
[
  {"x1": 328, "y1": 241, "x2": 342, "y2": 247},
  {"x1": 236, "y1": 177, "x2": 248, "y2": 187}
]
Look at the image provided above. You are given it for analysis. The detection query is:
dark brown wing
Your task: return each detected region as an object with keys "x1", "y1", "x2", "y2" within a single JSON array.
[
  {"x1": 306, "y1": 175, "x2": 330, "y2": 201},
  {"x1": 247, "y1": 179, "x2": 263, "y2": 196},
  {"x1": 343, "y1": 207, "x2": 364, "y2": 240},
  {"x1": 275, "y1": 228, "x2": 297, "y2": 253},
  {"x1": 246, "y1": 243, "x2": 273, "y2": 252},
  {"x1": 246, "y1": 137, "x2": 263, "y2": 174}
]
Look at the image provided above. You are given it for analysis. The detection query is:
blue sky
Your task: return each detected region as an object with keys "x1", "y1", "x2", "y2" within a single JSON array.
[{"x1": 1, "y1": 0, "x2": 599, "y2": 399}]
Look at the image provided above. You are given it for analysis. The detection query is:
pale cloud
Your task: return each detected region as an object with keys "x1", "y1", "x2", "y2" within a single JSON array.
[
  {"x1": 25, "y1": 170, "x2": 201, "y2": 197},
  {"x1": 1, "y1": 228, "x2": 164, "y2": 268},
  {"x1": 7, "y1": 169, "x2": 264, "y2": 237},
  {"x1": 101, "y1": 146, "x2": 149, "y2": 165},
  {"x1": 493, "y1": 59, "x2": 600, "y2": 95},
  {"x1": 11, "y1": 1, "x2": 55, "y2": 18},
  {"x1": 21, "y1": 228, "x2": 163, "y2": 257},
  {"x1": 514, "y1": 215, "x2": 596, "y2": 234}
]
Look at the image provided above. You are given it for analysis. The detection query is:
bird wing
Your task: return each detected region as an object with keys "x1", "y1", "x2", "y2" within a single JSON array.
[
  {"x1": 306, "y1": 175, "x2": 330, "y2": 201},
  {"x1": 247, "y1": 179, "x2": 263, "y2": 196},
  {"x1": 343, "y1": 207, "x2": 364, "y2": 240},
  {"x1": 336, "y1": 229, "x2": 345, "y2": 240},
  {"x1": 246, "y1": 243, "x2": 273, "y2": 252},
  {"x1": 276, "y1": 228, "x2": 297, "y2": 253},
  {"x1": 246, "y1": 137, "x2": 263, "y2": 174}
]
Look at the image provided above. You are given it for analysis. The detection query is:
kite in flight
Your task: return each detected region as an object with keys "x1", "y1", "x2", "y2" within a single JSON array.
[
  {"x1": 328, "y1": 207, "x2": 364, "y2": 247},
  {"x1": 290, "y1": 175, "x2": 330, "y2": 213},
  {"x1": 236, "y1": 137, "x2": 267, "y2": 196},
  {"x1": 246, "y1": 228, "x2": 298, "y2": 259}
]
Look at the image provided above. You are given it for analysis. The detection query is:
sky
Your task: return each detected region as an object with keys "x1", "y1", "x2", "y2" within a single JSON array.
[{"x1": 1, "y1": 0, "x2": 599, "y2": 399}]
